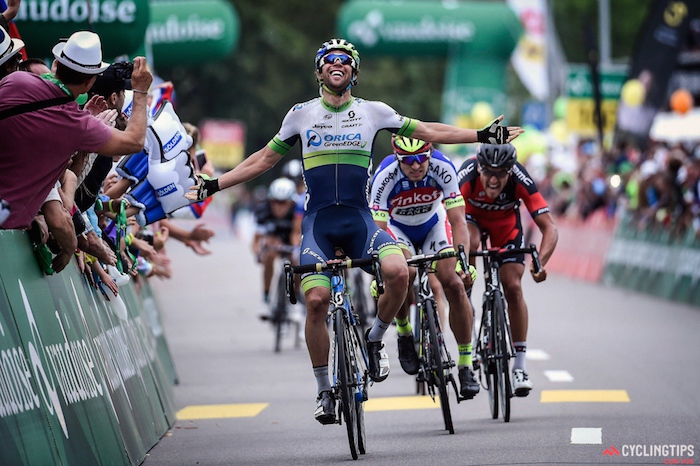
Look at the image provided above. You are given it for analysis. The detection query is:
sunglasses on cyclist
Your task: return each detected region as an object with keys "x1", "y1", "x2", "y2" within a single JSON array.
[
  {"x1": 480, "y1": 167, "x2": 511, "y2": 179},
  {"x1": 396, "y1": 152, "x2": 431, "y2": 165},
  {"x1": 322, "y1": 53, "x2": 355, "y2": 67}
]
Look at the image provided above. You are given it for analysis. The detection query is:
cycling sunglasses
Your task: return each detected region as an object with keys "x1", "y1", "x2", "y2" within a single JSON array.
[
  {"x1": 480, "y1": 167, "x2": 511, "y2": 179},
  {"x1": 322, "y1": 53, "x2": 355, "y2": 67},
  {"x1": 396, "y1": 151, "x2": 431, "y2": 165}
]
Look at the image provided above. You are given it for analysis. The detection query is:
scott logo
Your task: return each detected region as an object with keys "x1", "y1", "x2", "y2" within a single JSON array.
[
  {"x1": 156, "y1": 183, "x2": 177, "y2": 197},
  {"x1": 306, "y1": 129, "x2": 322, "y2": 147},
  {"x1": 602, "y1": 446, "x2": 620, "y2": 456}
]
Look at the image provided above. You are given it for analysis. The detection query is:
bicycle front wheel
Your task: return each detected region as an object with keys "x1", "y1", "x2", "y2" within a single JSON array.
[
  {"x1": 273, "y1": 270, "x2": 287, "y2": 353},
  {"x1": 426, "y1": 299, "x2": 454, "y2": 434},
  {"x1": 336, "y1": 309, "x2": 359, "y2": 459},
  {"x1": 493, "y1": 290, "x2": 511, "y2": 422},
  {"x1": 483, "y1": 300, "x2": 499, "y2": 420}
]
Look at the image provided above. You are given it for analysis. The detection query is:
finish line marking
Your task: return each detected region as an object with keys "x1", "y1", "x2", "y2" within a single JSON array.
[
  {"x1": 176, "y1": 403, "x2": 269, "y2": 420},
  {"x1": 365, "y1": 395, "x2": 441, "y2": 412},
  {"x1": 571, "y1": 427, "x2": 602, "y2": 444},
  {"x1": 541, "y1": 390, "x2": 630, "y2": 403}
]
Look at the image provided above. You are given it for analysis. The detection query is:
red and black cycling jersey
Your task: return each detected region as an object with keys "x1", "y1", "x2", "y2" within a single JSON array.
[{"x1": 457, "y1": 157, "x2": 550, "y2": 221}]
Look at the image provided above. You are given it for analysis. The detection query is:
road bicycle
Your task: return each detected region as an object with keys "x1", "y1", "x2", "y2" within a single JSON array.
[
  {"x1": 470, "y1": 234, "x2": 541, "y2": 422},
  {"x1": 285, "y1": 254, "x2": 383, "y2": 460},
  {"x1": 347, "y1": 267, "x2": 375, "y2": 337},
  {"x1": 260, "y1": 243, "x2": 302, "y2": 353},
  {"x1": 406, "y1": 245, "x2": 469, "y2": 435}
]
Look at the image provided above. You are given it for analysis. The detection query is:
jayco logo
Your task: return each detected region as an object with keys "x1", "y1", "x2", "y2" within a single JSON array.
[{"x1": 17, "y1": 0, "x2": 137, "y2": 23}]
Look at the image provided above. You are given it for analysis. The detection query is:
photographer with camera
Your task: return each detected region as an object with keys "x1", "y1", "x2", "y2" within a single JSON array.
[{"x1": 0, "y1": 31, "x2": 153, "y2": 237}]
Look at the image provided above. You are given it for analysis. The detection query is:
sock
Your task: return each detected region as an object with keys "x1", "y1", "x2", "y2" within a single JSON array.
[
  {"x1": 513, "y1": 341, "x2": 527, "y2": 371},
  {"x1": 313, "y1": 365, "x2": 331, "y2": 394},
  {"x1": 367, "y1": 316, "x2": 391, "y2": 342},
  {"x1": 458, "y1": 343, "x2": 473, "y2": 368},
  {"x1": 394, "y1": 316, "x2": 412, "y2": 336}
]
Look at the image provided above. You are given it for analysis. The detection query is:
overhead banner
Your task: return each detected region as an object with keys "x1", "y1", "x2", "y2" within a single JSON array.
[
  {"x1": 338, "y1": 0, "x2": 521, "y2": 58},
  {"x1": 13, "y1": 0, "x2": 149, "y2": 58},
  {"x1": 147, "y1": 0, "x2": 239, "y2": 67}
]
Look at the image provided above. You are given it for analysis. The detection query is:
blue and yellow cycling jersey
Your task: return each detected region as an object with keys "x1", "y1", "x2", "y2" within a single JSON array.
[{"x1": 267, "y1": 96, "x2": 417, "y2": 214}]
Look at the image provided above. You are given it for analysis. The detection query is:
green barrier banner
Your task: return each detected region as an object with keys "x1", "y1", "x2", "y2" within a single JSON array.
[
  {"x1": 0, "y1": 230, "x2": 177, "y2": 465},
  {"x1": 603, "y1": 214, "x2": 700, "y2": 307}
]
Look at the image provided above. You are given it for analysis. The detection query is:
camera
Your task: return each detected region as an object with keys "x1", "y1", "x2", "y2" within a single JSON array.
[{"x1": 111, "y1": 61, "x2": 133, "y2": 80}]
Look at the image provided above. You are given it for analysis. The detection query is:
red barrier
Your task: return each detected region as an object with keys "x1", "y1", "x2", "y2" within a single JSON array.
[{"x1": 526, "y1": 209, "x2": 615, "y2": 282}]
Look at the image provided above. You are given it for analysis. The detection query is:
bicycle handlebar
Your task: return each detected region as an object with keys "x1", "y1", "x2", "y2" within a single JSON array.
[
  {"x1": 284, "y1": 253, "x2": 383, "y2": 305},
  {"x1": 469, "y1": 243, "x2": 543, "y2": 275},
  {"x1": 406, "y1": 244, "x2": 469, "y2": 273}
]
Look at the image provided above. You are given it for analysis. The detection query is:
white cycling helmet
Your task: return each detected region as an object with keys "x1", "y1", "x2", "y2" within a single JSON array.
[
  {"x1": 282, "y1": 159, "x2": 303, "y2": 181},
  {"x1": 268, "y1": 177, "x2": 297, "y2": 201}
]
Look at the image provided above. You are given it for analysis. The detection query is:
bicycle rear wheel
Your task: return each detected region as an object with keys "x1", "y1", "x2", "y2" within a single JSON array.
[
  {"x1": 336, "y1": 309, "x2": 359, "y2": 459},
  {"x1": 493, "y1": 291, "x2": 511, "y2": 422},
  {"x1": 426, "y1": 299, "x2": 454, "y2": 434}
]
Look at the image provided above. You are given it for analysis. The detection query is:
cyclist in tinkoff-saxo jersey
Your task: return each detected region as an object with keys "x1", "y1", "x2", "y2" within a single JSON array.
[
  {"x1": 457, "y1": 143, "x2": 558, "y2": 397},
  {"x1": 187, "y1": 38, "x2": 524, "y2": 425},
  {"x1": 370, "y1": 135, "x2": 480, "y2": 399}
]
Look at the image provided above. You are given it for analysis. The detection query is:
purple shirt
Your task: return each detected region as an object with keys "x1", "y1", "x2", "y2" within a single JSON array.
[{"x1": 0, "y1": 72, "x2": 113, "y2": 229}]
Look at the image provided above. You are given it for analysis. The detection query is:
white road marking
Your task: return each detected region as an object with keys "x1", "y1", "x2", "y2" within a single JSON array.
[
  {"x1": 544, "y1": 370, "x2": 574, "y2": 382},
  {"x1": 526, "y1": 349, "x2": 550, "y2": 360},
  {"x1": 571, "y1": 427, "x2": 602, "y2": 444}
]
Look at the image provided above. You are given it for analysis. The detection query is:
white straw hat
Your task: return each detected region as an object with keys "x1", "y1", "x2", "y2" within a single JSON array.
[
  {"x1": 0, "y1": 26, "x2": 25, "y2": 67},
  {"x1": 52, "y1": 31, "x2": 109, "y2": 75}
]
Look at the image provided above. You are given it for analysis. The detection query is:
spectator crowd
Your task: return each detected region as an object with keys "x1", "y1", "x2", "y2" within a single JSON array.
[{"x1": 0, "y1": 20, "x2": 216, "y2": 302}]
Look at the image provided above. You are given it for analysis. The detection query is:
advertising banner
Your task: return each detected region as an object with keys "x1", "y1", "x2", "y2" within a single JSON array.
[{"x1": 13, "y1": 0, "x2": 150, "y2": 58}]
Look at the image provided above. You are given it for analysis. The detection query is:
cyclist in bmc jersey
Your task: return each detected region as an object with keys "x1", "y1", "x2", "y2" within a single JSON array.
[
  {"x1": 457, "y1": 144, "x2": 558, "y2": 397},
  {"x1": 370, "y1": 136, "x2": 480, "y2": 399},
  {"x1": 187, "y1": 38, "x2": 523, "y2": 424}
]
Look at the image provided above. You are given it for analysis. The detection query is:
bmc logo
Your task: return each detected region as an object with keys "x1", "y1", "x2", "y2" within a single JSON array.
[{"x1": 602, "y1": 446, "x2": 620, "y2": 456}]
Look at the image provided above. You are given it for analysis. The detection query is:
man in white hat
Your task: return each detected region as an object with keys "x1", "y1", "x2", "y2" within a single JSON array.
[
  {"x1": 0, "y1": 25, "x2": 23, "y2": 80},
  {"x1": 0, "y1": 30, "x2": 153, "y2": 234}
]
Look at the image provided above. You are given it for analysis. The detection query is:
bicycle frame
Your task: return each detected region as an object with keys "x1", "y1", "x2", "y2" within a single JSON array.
[
  {"x1": 406, "y1": 245, "x2": 469, "y2": 434},
  {"x1": 470, "y1": 234, "x2": 542, "y2": 422},
  {"x1": 285, "y1": 254, "x2": 383, "y2": 460}
]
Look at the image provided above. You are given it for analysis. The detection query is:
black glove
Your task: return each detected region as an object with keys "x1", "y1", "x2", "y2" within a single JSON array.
[
  {"x1": 193, "y1": 174, "x2": 220, "y2": 201},
  {"x1": 477, "y1": 118, "x2": 507, "y2": 144}
]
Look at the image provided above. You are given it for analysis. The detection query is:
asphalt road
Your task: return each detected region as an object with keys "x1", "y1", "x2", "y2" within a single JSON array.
[{"x1": 143, "y1": 211, "x2": 700, "y2": 466}]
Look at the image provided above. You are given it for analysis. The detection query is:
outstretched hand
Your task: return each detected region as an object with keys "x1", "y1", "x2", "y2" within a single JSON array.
[
  {"x1": 185, "y1": 174, "x2": 221, "y2": 202},
  {"x1": 477, "y1": 115, "x2": 525, "y2": 144}
]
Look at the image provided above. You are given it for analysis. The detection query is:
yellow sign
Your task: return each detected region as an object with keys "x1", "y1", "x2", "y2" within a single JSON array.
[
  {"x1": 566, "y1": 98, "x2": 618, "y2": 136},
  {"x1": 200, "y1": 119, "x2": 246, "y2": 169}
]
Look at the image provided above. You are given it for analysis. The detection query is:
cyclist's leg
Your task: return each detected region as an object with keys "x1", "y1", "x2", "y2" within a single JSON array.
[
  {"x1": 344, "y1": 208, "x2": 407, "y2": 381},
  {"x1": 261, "y1": 236, "x2": 281, "y2": 303},
  {"x1": 385, "y1": 224, "x2": 416, "y2": 324},
  {"x1": 299, "y1": 212, "x2": 334, "y2": 390}
]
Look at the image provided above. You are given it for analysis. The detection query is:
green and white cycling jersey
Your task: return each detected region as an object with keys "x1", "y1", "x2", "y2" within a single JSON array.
[{"x1": 267, "y1": 96, "x2": 417, "y2": 214}]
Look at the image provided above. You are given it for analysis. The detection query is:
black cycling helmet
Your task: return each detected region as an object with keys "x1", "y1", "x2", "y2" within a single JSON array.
[{"x1": 476, "y1": 144, "x2": 517, "y2": 170}]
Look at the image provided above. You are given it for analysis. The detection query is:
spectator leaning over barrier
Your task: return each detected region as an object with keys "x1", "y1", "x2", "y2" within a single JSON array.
[{"x1": 0, "y1": 30, "x2": 152, "y2": 232}]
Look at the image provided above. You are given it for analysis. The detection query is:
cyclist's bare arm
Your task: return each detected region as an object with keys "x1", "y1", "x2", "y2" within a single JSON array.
[
  {"x1": 531, "y1": 212, "x2": 558, "y2": 282},
  {"x1": 218, "y1": 145, "x2": 283, "y2": 191},
  {"x1": 446, "y1": 204, "x2": 473, "y2": 287},
  {"x1": 411, "y1": 117, "x2": 524, "y2": 145}
]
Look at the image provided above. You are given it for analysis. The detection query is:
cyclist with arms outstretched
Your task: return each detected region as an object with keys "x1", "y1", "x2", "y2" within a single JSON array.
[
  {"x1": 370, "y1": 136, "x2": 480, "y2": 399},
  {"x1": 187, "y1": 38, "x2": 523, "y2": 424},
  {"x1": 457, "y1": 144, "x2": 558, "y2": 397}
]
